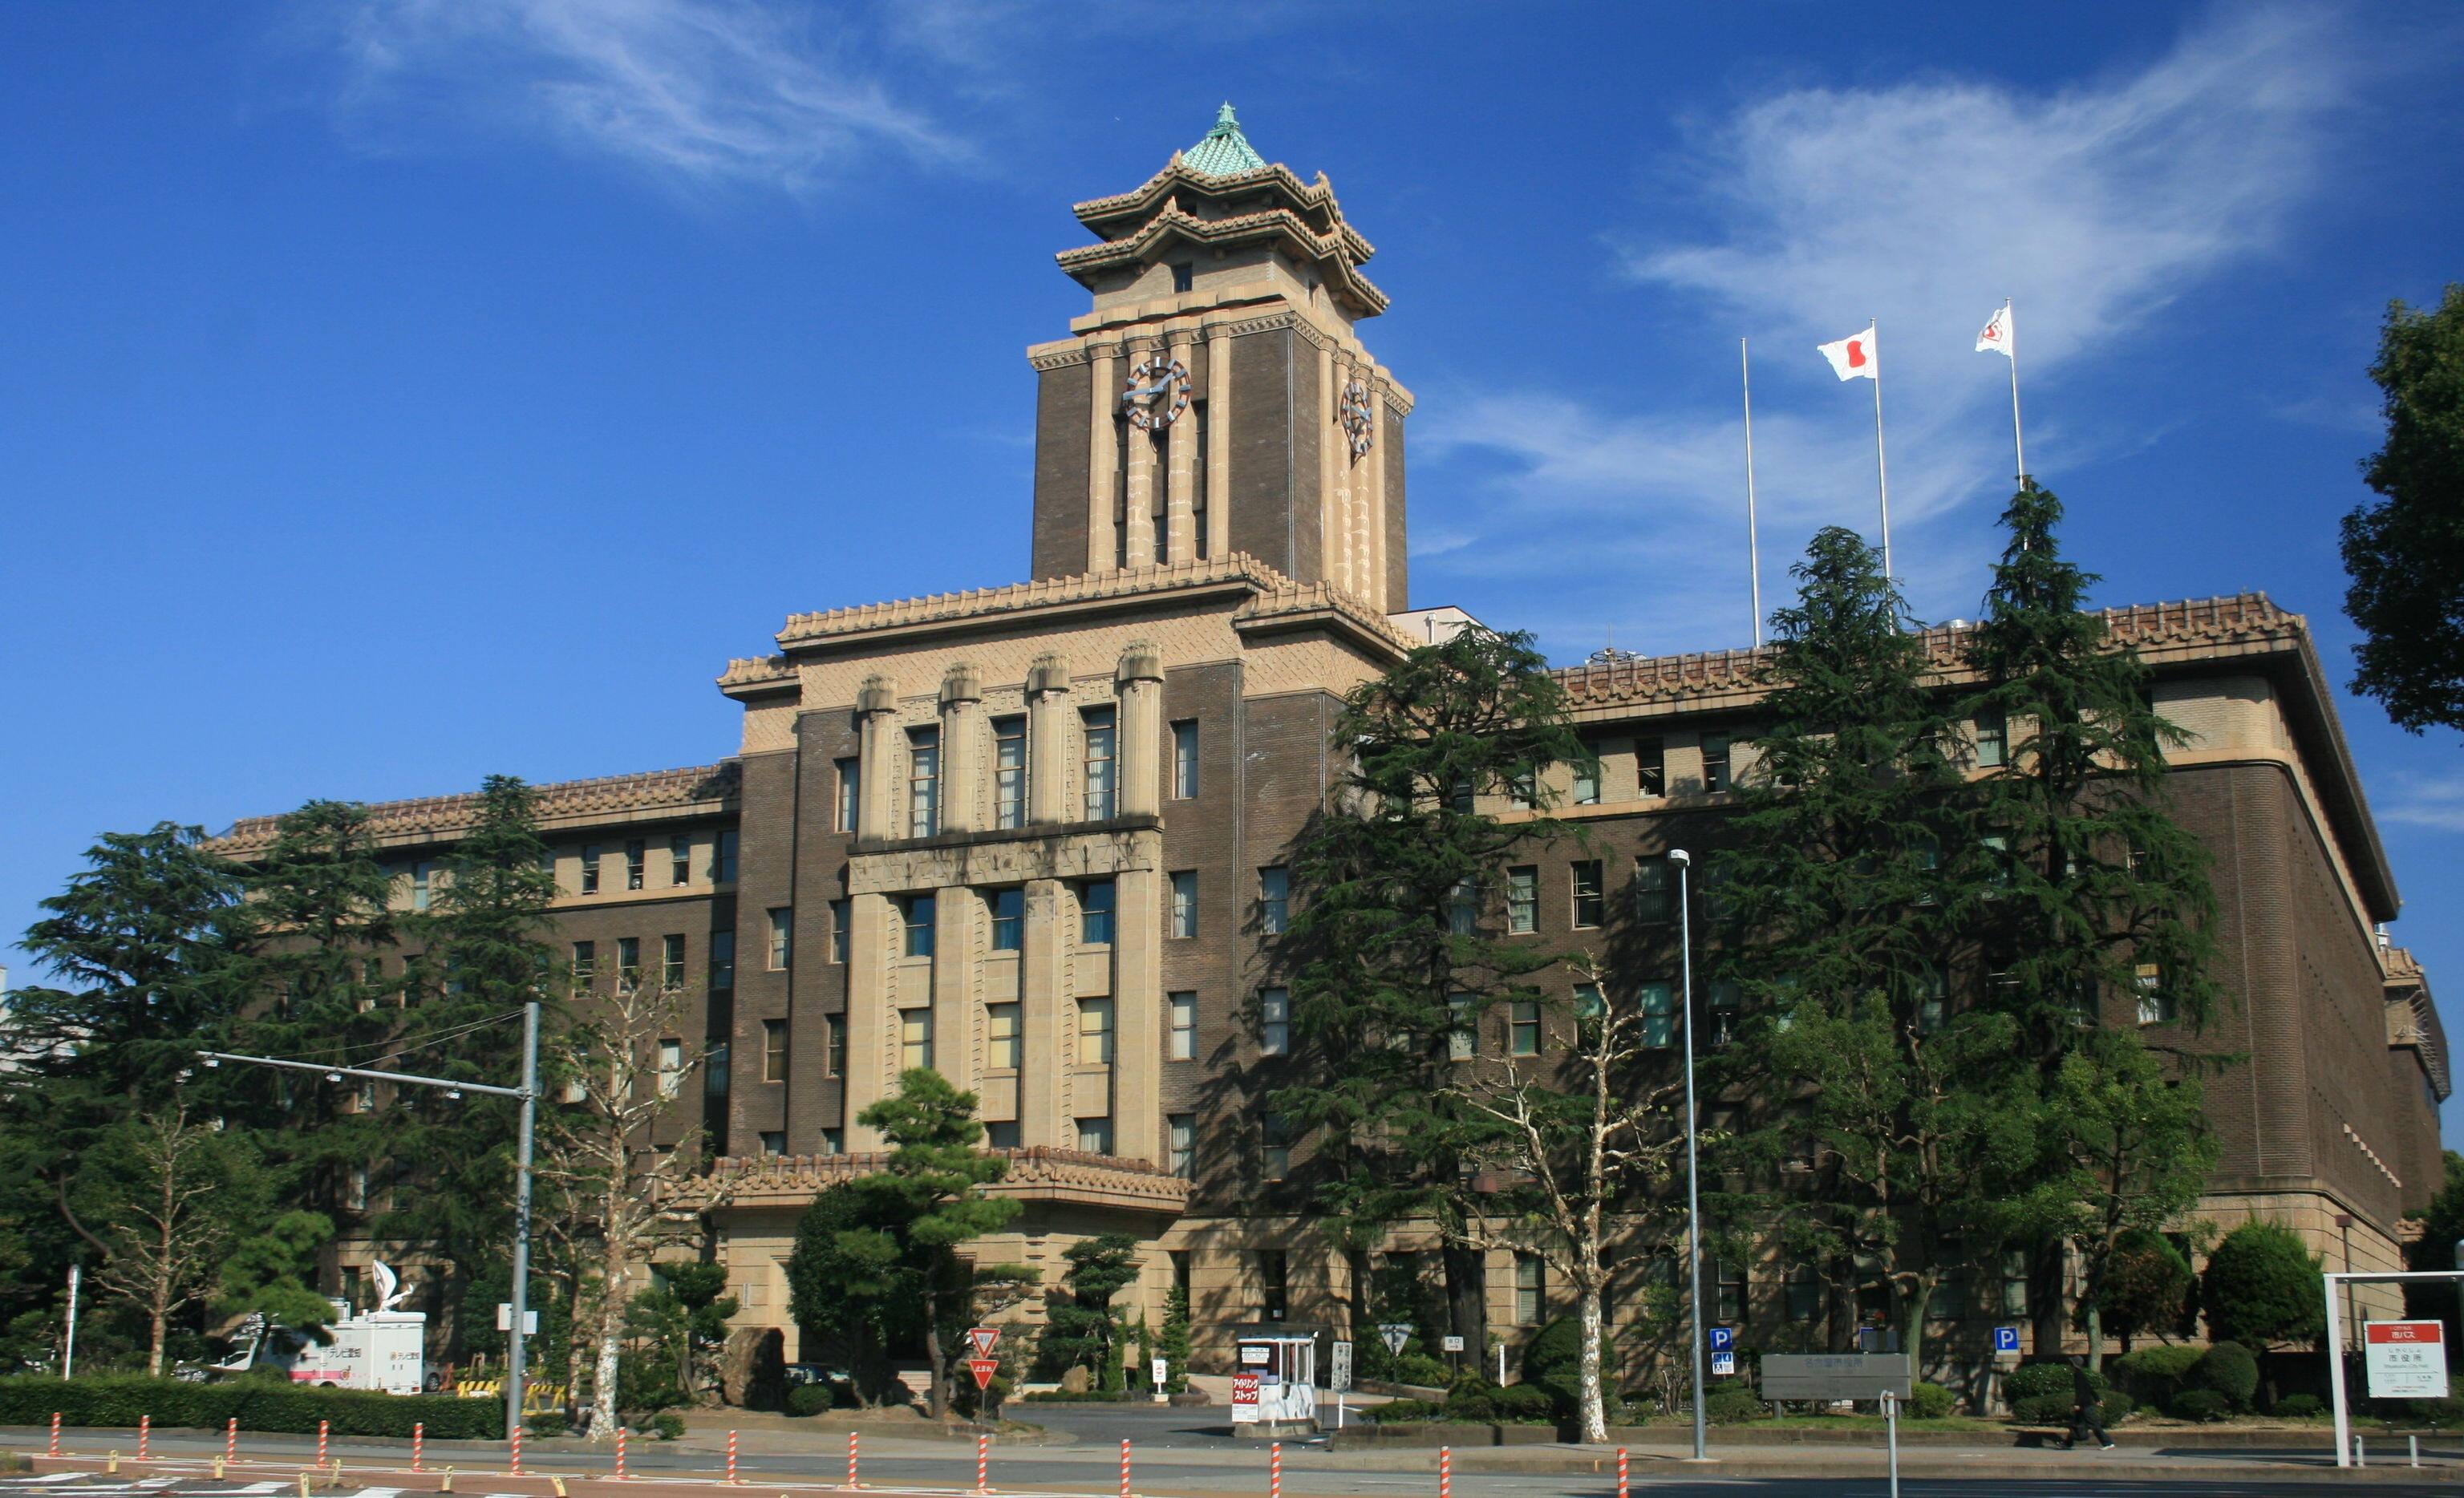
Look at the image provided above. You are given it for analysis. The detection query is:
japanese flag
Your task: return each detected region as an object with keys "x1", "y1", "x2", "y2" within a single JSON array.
[
  {"x1": 1818, "y1": 326, "x2": 1878, "y2": 380},
  {"x1": 1976, "y1": 305, "x2": 2013, "y2": 356}
]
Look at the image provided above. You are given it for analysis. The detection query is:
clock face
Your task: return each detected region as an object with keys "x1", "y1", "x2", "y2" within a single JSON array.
[
  {"x1": 1124, "y1": 355, "x2": 1190, "y2": 431},
  {"x1": 1339, "y1": 378, "x2": 1376, "y2": 457}
]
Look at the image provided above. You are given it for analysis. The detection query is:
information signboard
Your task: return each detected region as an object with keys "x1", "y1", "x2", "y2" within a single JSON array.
[
  {"x1": 1330, "y1": 1341, "x2": 1353, "y2": 1393},
  {"x1": 1759, "y1": 1353, "x2": 1915, "y2": 1402},
  {"x1": 2365, "y1": 1321, "x2": 2449, "y2": 1399}
]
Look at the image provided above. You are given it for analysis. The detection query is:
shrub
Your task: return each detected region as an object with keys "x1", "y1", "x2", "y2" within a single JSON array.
[
  {"x1": 635, "y1": 1411, "x2": 685, "y2": 1440},
  {"x1": 0, "y1": 1376, "x2": 501, "y2": 1441},
  {"x1": 784, "y1": 1384, "x2": 833, "y2": 1417},
  {"x1": 1440, "y1": 1386, "x2": 1494, "y2": 1423},
  {"x1": 2200, "y1": 1223, "x2": 2324, "y2": 1350},
  {"x1": 1392, "y1": 1354, "x2": 1452, "y2": 1387},
  {"x1": 1704, "y1": 1389, "x2": 1767, "y2": 1425},
  {"x1": 2408, "y1": 1396, "x2": 2464, "y2": 1429},
  {"x1": 1905, "y1": 1383, "x2": 1955, "y2": 1419},
  {"x1": 2110, "y1": 1345, "x2": 2204, "y2": 1408},
  {"x1": 2273, "y1": 1394, "x2": 2322, "y2": 1418},
  {"x1": 2004, "y1": 1362, "x2": 2102, "y2": 1402},
  {"x1": 1519, "y1": 1316, "x2": 1615, "y2": 1415},
  {"x1": 2012, "y1": 1390, "x2": 2130, "y2": 1427},
  {"x1": 2170, "y1": 1389, "x2": 2231, "y2": 1423},
  {"x1": 1489, "y1": 1383, "x2": 1554, "y2": 1423},
  {"x1": 525, "y1": 1412, "x2": 570, "y2": 1438},
  {"x1": 1368, "y1": 1399, "x2": 1441, "y2": 1423},
  {"x1": 2187, "y1": 1342, "x2": 2259, "y2": 1410}
]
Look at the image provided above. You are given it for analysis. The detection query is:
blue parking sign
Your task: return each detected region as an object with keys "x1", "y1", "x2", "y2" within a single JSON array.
[
  {"x1": 1709, "y1": 1327, "x2": 1734, "y2": 1351},
  {"x1": 1993, "y1": 1326, "x2": 2021, "y2": 1354}
]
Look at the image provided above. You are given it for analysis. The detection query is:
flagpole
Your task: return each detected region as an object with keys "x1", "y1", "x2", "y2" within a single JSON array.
[
  {"x1": 1741, "y1": 337, "x2": 1762, "y2": 647},
  {"x1": 2004, "y1": 298, "x2": 2028, "y2": 484},
  {"x1": 1869, "y1": 317, "x2": 1891, "y2": 577}
]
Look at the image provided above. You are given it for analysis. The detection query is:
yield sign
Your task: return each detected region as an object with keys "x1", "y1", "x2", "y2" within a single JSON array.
[
  {"x1": 968, "y1": 1326, "x2": 1001, "y2": 1358},
  {"x1": 1377, "y1": 1322, "x2": 1412, "y2": 1357},
  {"x1": 968, "y1": 1358, "x2": 1000, "y2": 1391}
]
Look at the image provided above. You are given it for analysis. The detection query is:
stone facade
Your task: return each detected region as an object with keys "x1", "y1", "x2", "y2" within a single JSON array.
[{"x1": 211, "y1": 117, "x2": 2445, "y2": 1384}]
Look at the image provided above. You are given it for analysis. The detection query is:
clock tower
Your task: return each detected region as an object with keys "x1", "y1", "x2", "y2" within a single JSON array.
[{"x1": 1027, "y1": 105, "x2": 1412, "y2": 613}]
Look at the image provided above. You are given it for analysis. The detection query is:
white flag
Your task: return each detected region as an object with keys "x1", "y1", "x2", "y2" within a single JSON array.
[
  {"x1": 1818, "y1": 326, "x2": 1878, "y2": 380},
  {"x1": 1976, "y1": 305, "x2": 2013, "y2": 356}
]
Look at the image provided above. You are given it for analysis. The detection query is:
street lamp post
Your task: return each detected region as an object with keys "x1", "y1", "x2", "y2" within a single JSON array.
[
  {"x1": 200, "y1": 999, "x2": 540, "y2": 1447},
  {"x1": 1670, "y1": 848, "x2": 1708, "y2": 1463}
]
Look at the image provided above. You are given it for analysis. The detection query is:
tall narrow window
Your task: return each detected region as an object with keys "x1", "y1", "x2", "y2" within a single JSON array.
[
  {"x1": 626, "y1": 840, "x2": 647, "y2": 891},
  {"x1": 715, "y1": 830, "x2": 738, "y2": 884},
  {"x1": 670, "y1": 834, "x2": 692, "y2": 885},
  {"x1": 825, "y1": 1014, "x2": 845, "y2": 1077},
  {"x1": 988, "y1": 889, "x2": 1023, "y2": 952},
  {"x1": 661, "y1": 933, "x2": 686, "y2": 989},
  {"x1": 1077, "y1": 997, "x2": 1116, "y2": 1065},
  {"x1": 657, "y1": 1038, "x2": 684, "y2": 1098},
  {"x1": 1974, "y1": 711, "x2": 2008, "y2": 768},
  {"x1": 580, "y1": 845, "x2": 602, "y2": 895},
  {"x1": 762, "y1": 1019, "x2": 788, "y2": 1082},
  {"x1": 1515, "y1": 1254, "x2": 1546, "y2": 1324},
  {"x1": 1639, "y1": 982, "x2": 1676, "y2": 1048},
  {"x1": 1260, "y1": 1120, "x2": 1291, "y2": 1186},
  {"x1": 836, "y1": 758, "x2": 861, "y2": 832},
  {"x1": 1571, "y1": 860, "x2": 1604, "y2": 928},
  {"x1": 1173, "y1": 719, "x2": 1201, "y2": 799},
  {"x1": 1169, "y1": 1113, "x2": 1197, "y2": 1178},
  {"x1": 2135, "y1": 962, "x2": 2173, "y2": 1025},
  {"x1": 1917, "y1": 970, "x2": 1947, "y2": 1033},
  {"x1": 1633, "y1": 856, "x2": 1673, "y2": 923},
  {"x1": 1448, "y1": 879, "x2": 1478, "y2": 935},
  {"x1": 1714, "y1": 1260, "x2": 1745, "y2": 1323},
  {"x1": 1786, "y1": 1265, "x2": 1823, "y2": 1322},
  {"x1": 1448, "y1": 994, "x2": 1475, "y2": 1060},
  {"x1": 708, "y1": 927, "x2": 734, "y2": 990},
  {"x1": 1170, "y1": 871, "x2": 1198, "y2": 938},
  {"x1": 570, "y1": 941, "x2": 596, "y2": 986},
  {"x1": 1506, "y1": 866, "x2": 1538, "y2": 933},
  {"x1": 1507, "y1": 770, "x2": 1538, "y2": 810},
  {"x1": 1113, "y1": 415, "x2": 1130, "y2": 567},
  {"x1": 412, "y1": 860, "x2": 434, "y2": 912},
  {"x1": 1707, "y1": 979, "x2": 1741, "y2": 1046},
  {"x1": 705, "y1": 1042, "x2": 730, "y2": 1097},
  {"x1": 1191, "y1": 401, "x2": 1210, "y2": 560},
  {"x1": 1169, "y1": 992, "x2": 1198, "y2": 1060},
  {"x1": 1573, "y1": 755, "x2": 1601, "y2": 806},
  {"x1": 900, "y1": 1007, "x2": 934, "y2": 1071},
  {"x1": 2000, "y1": 1249, "x2": 2030, "y2": 1316},
  {"x1": 1258, "y1": 867, "x2": 1291, "y2": 934},
  {"x1": 1079, "y1": 880, "x2": 1115, "y2": 945},
  {"x1": 767, "y1": 909, "x2": 792, "y2": 970},
  {"x1": 617, "y1": 937, "x2": 641, "y2": 990},
  {"x1": 1635, "y1": 739, "x2": 1666, "y2": 798},
  {"x1": 1258, "y1": 988, "x2": 1290, "y2": 1056},
  {"x1": 902, "y1": 895, "x2": 936, "y2": 958},
  {"x1": 987, "y1": 1003, "x2": 1022, "y2": 1070},
  {"x1": 907, "y1": 726, "x2": 940, "y2": 837},
  {"x1": 1508, "y1": 1001, "x2": 1542, "y2": 1056},
  {"x1": 1078, "y1": 1115, "x2": 1115, "y2": 1154},
  {"x1": 829, "y1": 899, "x2": 850, "y2": 964},
  {"x1": 992, "y1": 717, "x2": 1027, "y2": 828},
  {"x1": 1081, "y1": 706, "x2": 1117, "y2": 819},
  {"x1": 1700, "y1": 735, "x2": 1732, "y2": 794}
]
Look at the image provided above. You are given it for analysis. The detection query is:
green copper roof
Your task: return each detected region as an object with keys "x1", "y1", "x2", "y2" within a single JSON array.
[{"x1": 1182, "y1": 102, "x2": 1267, "y2": 176}]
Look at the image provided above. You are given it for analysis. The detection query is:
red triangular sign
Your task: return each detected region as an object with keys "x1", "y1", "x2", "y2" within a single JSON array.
[
  {"x1": 969, "y1": 1358, "x2": 1000, "y2": 1391},
  {"x1": 968, "y1": 1327, "x2": 1001, "y2": 1357}
]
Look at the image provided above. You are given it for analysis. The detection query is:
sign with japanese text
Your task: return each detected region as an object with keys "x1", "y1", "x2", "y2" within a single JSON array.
[{"x1": 2365, "y1": 1321, "x2": 2447, "y2": 1399}]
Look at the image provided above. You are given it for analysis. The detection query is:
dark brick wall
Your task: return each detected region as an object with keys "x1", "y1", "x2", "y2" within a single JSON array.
[
  {"x1": 1031, "y1": 360, "x2": 1094, "y2": 581},
  {"x1": 788, "y1": 710, "x2": 861, "y2": 1150},
  {"x1": 1226, "y1": 329, "x2": 1320, "y2": 583},
  {"x1": 727, "y1": 748, "x2": 798, "y2": 1156}
]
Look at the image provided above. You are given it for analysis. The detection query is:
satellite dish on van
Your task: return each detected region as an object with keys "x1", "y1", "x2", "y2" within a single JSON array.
[{"x1": 371, "y1": 1260, "x2": 410, "y2": 1313}]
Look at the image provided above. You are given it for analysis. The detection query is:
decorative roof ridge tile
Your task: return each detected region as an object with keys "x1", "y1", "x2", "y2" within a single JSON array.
[
  {"x1": 213, "y1": 761, "x2": 741, "y2": 855},
  {"x1": 718, "y1": 654, "x2": 793, "y2": 688}
]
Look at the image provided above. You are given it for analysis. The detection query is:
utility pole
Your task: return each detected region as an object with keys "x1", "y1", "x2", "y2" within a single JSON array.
[
  {"x1": 1670, "y1": 848, "x2": 1708, "y2": 1463},
  {"x1": 200, "y1": 998, "x2": 540, "y2": 1448}
]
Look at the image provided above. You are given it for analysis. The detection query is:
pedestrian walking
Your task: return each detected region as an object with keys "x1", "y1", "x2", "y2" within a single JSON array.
[{"x1": 2062, "y1": 1358, "x2": 2115, "y2": 1451}]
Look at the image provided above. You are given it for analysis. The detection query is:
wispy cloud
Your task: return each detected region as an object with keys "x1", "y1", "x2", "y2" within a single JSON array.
[
  {"x1": 1420, "y1": 6, "x2": 2353, "y2": 656},
  {"x1": 2378, "y1": 771, "x2": 2464, "y2": 833},
  {"x1": 330, "y1": 0, "x2": 961, "y2": 191}
]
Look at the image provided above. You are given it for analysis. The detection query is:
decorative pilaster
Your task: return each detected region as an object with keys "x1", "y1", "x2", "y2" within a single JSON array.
[
  {"x1": 1164, "y1": 337, "x2": 1196, "y2": 565},
  {"x1": 842, "y1": 891, "x2": 894, "y2": 1150},
  {"x1": 1017, "y1": 876, "x2": 1065, "y2": 1148},
  {"x1": 1206, "y1": 332, "x2": 1233, "y2": 562},
  {"x1": 1088, "y1": 348, "x2": 1118, "y2": 574},
  {"x1": 1027, "y1": 654, "x2": 1072, "y2": 826},
  {"x1": 1116, "y1": 643, "x2": 1164, "y2": 819},
  {"x1": 855, "y1": 677, "x2": 898, "y2": 842},
  {"x1": 1112, "y1": 860, "x2": 1162, "y2": 1166},
  {"x1": 939, "y1": 663, "x2": 983, "y2": 835},
  {"x1": 933, "y1": 883, "x2": 976, "y2": 1096}
]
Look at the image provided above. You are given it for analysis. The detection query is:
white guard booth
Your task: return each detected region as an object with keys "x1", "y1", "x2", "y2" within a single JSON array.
[{"x1": 1230, "y1": 1335, "x2": 1318, "y2": 1437}]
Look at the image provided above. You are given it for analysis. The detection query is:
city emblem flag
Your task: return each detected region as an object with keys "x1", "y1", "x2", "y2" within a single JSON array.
[
  {"x1": 1818, "y1": 326, "x2": 1878, "y2": 379},
  {"x1": 968, "y1": 1358, "x2": 1000, "y2": 1391},
  {"x1": 967, "y1": 1327, "x2": 1001, "y2": 1357},
  {"x1": 1976, "y1": 305, "x2": 2013, "y2": 355}
]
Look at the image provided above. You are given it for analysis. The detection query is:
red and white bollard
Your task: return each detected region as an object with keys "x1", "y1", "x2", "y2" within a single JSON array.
[
  {"x1": 48, "y1": 1411, "x2": 60, "y2": 1459},
  {"x1": 1438, "y1": 1445, "x2": 1452, "y2": 1498},
  {"x1": 316, "y1": 1419, "x2": 328, "y2": 1468},
  {"x1": 1269, "y1": 1442, "x2": 1282, "y2": 1498},
  {"x1": 1119, "y1": 1439, "x2": 1132, "y2": 1498},
  {"x1": 227, "y1": 1417, "x2": 240, "y2": 1467},
  {"x1": 412, "y1": 1422, "x2": 424, "y2": 1472},
  {"x1": 616, "y1": 1425, "x2": 628, "y2": 1480},
  {"x1": 975, "y1": 1434, "x2": 989, "y2": 1494},
  {"x1": 138, "y1": 1414, "x2": 151, "y2": 1461},
  {"x1": 845, "y1": 1431, "x2": 859, "y2": 1489},
  {"x1": 510, "y1": 1422, "x2": 523, "y2": 1476},
  {"x1": 727, "y1": 1430, "x2": 740, "y2": 1485},
  {"x1": 1616, "y1": 1447, "x2": 1629, "y2": 1498}
]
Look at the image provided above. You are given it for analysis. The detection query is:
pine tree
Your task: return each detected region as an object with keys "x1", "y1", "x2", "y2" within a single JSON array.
[
  {"x1": 2342, "y1": 285, "x2": 2464, "y2": 735},
  {"x1": 1040, "y1": 1234, "x2": 1140, "y2": 1389},
  {"x1": 1277, "y1": 626, "x2": 1589, "y2": 1342}
]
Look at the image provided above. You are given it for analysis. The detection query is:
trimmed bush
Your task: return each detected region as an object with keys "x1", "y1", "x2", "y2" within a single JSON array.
[
  {"x1": 2408, "y1": 1396, "x2": 2464, "y2": 1429},
  {"x1": 1906, "y1": 1382, "x2": 1956, "y2": 1419},
  {"x1": 2110, "y1": 1345, "x2": 2203, "y2": 1408},
  {"x1": 2170, "y1": 1389, "x2": 2230, "y2": 1423},
  {"x1": 2188, "y1": 1342, "x2": 2259, "y2": 1410},
  {"x1": 1392, "y1": 1354, "x2": 1451, "y2": 1387},
  {"x1": 2272, "y1": 1394, "x2": 2322, "y2": 1418},
  {"x1": 634, "y1": 1412, "x2": 685, "y2": 1440},
  {"x1": 2012, "y1": 1390, "x2": 2131, "y2": 1427},
  {"x1": 1367, "y1": 1398, "x2": 1441, "y2": 1423},
  {"x1": 2004, "y1": 1362, "x2": 2105, "y2": 1401},
  {"x1": 525, "y1": 1412, "x2": 570, "y2": 1438},
  {"x1": 0, "y1": 1376, "x2": 502, "y2": 1441},
  {"x1": 784, "y1": 1384, "x2": 833, "y2": 1417},
  {"x1": 1488, "y1": 1383, "x2": 1553, "y2": 1423},
  {"x1": 1704, "y1": 1389, "x2": 1766, "y2": 1425}
]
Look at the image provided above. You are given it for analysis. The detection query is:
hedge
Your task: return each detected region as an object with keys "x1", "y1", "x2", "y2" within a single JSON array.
[{"x1": 0, "y1": 1376, "x2": 503, "y2": 1441}]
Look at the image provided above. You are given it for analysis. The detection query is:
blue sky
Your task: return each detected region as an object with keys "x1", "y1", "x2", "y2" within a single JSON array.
[{"x1": 5, "y1": 2, "x2": 2462, "y2": 1121}]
